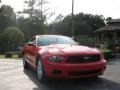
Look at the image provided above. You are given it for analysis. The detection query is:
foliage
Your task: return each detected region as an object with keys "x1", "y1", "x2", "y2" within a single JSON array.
[
  {"x1": 102, "y1": 48, "x2": 112, "y2": 53},
  {"x1": 53, "y1": 14, "x2": 64, "y2": 23},
  {"x1": 101, "y1": 48, "x2": 112, "y2": 60},
  {"x1": 0, "y1": 5, "x2": 17, "y2": 53},
  {"x1": 0, "y1": 4, "x2": 109, "y2": 53},
  {"x1": 0, "y1": 26, "x2": 25, "y2": 53},
  {"x1": 49, "y1": 15, "x2": 72, "y2": 36},
  {"x1": 0, "y1": 5, "x2": 16, "y2": 32},
  {"x1": 17, "y1": 0, "x2": 49, "y2": 40},
  {"x1": 1, "y1": 26, "x2": 25, "y2": 44},
  {"x1": 49, "y1": 13, "x2": 105, "y2": 37},
  {"x1": 23, "y1": 0, "x2": 47, "y2": 23},
  {"x1": 17, "y1": 16, "x2": 48, "y2": 40},
  {"x1": 75, "y1": 35, "x2": 95, "y2": 46},
  {"x1": 106, "y1": 17, "x2": 112, "y2": 22}
]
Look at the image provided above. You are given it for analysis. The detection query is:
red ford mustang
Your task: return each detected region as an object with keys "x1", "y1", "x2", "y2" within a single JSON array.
[{"x1": 22, "y1": 35, "x2": 107, "y2": 81}]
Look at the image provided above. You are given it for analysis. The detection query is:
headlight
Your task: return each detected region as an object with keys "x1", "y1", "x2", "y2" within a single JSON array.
[{"x1": 49, "y1": 55, "x2": 65, "y2": 62}]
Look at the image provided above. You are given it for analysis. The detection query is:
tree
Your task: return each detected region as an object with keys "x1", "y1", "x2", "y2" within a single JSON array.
[
  {"x1": 1, "y1": 27, "x2": 24, "y2": 44},
  {"x1": 49, "y1": 15, "x2": 72, "y2": 36},
  {"x1": 49, "y1": 13, "x2": 105, "y2": 37},
  {"x1": 17, "y1": 0, "x2": 49, "y2": 40},
  {"x1": 53, "y1": 14, "x2": 64, "y2": 23},
  {"x1": 74, "y1": 13, "x2": 105, "y2": 32},
  {"x1": 0, "y1": 26, "x2": 25, "y2": 53},
  {"x1": 0, "y1": 5, "x2": 16, "y2": 32},
  {"x1": 106, "y1": 17, "x2": 112, "y2": 22},
  {"x1": 74, "y1": 21, "x2": 92, "y2": 35},
  {"x1": 23, "y1": 0, "x2": 47, "y2": 24}
]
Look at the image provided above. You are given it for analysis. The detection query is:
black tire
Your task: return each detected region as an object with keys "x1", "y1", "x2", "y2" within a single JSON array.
[
  {"x1": 23, "y1": 55, "x2": 29, "y2": 69},
  {"x1": 36, "y1": 58, "x2": 47, "y2": 82}
]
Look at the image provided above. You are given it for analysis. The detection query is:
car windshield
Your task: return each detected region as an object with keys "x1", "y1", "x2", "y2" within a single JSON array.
[{"x1": 37, "y1": 35, "x2": 77, "y2": 46}]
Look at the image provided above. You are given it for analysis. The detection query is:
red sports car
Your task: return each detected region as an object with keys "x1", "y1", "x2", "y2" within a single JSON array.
[{"x1": 22, "y1": 35, "x2": 106, "y2": 81}]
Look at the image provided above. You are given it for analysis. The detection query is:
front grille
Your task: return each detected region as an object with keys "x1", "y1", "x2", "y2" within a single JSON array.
[
  {"x1": 68, "y1": 69, "x2": 102, "y2": 76},
  {"x1": 66, "y1": 54, "x2": 101, "y2": 63}
]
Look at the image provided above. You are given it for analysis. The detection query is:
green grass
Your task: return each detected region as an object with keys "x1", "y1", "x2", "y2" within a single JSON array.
[
  {"x1": 12, "y1": 54, "x2": 19, "y2": 59},
  {"x1": 0, "y1": 55, "x2": 5, "y2": 59},
  {"x1": 0, "y1": 54, "x2": 20, "y2": 59}
]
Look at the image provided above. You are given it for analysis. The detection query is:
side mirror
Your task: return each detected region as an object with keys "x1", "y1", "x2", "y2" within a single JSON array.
[{"x1": 27, "y1": 42, "x2": 35, "y2": 46}]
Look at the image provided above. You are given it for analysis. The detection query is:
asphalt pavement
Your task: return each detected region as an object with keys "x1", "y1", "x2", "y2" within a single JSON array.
[{"x1": 0, "y1": 57, "x2": 120, "y2": 90}]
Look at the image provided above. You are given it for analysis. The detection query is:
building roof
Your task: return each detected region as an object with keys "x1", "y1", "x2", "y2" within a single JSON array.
[
  {"x1": 97, "y1": 25, "x2": 120, "y2": 32},
  {"x1": 107, "y1": 19, "x2": 120, "y2": 24},
  {"x1": 96, "y1": 19, "x2": 120, "y2": 33}
]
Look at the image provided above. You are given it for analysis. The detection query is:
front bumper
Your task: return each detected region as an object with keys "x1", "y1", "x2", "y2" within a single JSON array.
[{"x1": 43, "y1": 59, "x2": 107, "y2": 78}]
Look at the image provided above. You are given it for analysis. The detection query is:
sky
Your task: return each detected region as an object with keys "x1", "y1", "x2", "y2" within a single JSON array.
[{"x1": 1, "y1": 0, "x2": 120, "y2": 22}]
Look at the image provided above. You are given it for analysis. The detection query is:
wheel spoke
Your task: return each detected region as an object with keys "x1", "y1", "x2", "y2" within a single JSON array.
[{"x1": 37, "y1": 61, "x2": 43, "y2": 79}]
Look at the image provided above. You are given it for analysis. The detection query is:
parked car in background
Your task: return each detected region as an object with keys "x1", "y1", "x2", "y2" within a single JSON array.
[{"x1": 22, "y1": 35, "x2": 107, "y2": 81}]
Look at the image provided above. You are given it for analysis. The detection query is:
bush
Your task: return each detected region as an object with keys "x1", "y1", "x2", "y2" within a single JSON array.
[
  {"x1": 0, "y1": 26, "x2": 25, "y2": 53},
  {"x1": 1, "y1": 26, "x2": 25, "y2": 43},
  {"x1": 102, "y1": 48, "x2": 112, "y2": 59},
  {"x1": 75, "y1": 35, "x2": 95, "y2": 46}
]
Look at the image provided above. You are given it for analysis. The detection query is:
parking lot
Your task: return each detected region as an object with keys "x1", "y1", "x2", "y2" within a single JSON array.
[{"x1": 0, "y1": 57, "x2": 120, "y2": 90}]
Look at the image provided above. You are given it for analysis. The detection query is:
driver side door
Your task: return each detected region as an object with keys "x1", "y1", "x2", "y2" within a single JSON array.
[{"x1": 25, "y1": 37, "x2": 38, "y2": 67}]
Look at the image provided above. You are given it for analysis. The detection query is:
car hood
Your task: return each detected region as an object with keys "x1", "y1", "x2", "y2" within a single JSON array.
[{"x1": 45, "y1": 44, "x2": 101, "y2": 55}]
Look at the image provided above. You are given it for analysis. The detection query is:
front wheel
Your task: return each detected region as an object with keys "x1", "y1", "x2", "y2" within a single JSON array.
[{"x1": 36, "y1": 59, "x2": 46, "y2": 82}]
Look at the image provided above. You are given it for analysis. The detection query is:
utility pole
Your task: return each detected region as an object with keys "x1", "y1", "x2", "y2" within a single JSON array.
[
  {"x1": 71, "y1": 0, "x2": 74, "y2": 38},
  {"x1": 41, "y1": 0, "x2": 43, "y2": 21}
]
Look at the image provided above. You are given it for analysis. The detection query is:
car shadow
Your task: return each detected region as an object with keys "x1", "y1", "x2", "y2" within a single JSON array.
[{"x1": 23, "y1": 69, "x2": 120, "y2": 90}]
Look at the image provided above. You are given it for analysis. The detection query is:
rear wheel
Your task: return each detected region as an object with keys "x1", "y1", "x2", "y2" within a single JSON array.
[
  {"x1": 36, "y1": 58, "x2": 46, "y2": 82},
  {"x1": 23, "y1": 55, "x2": 29, "y2": 69}
]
